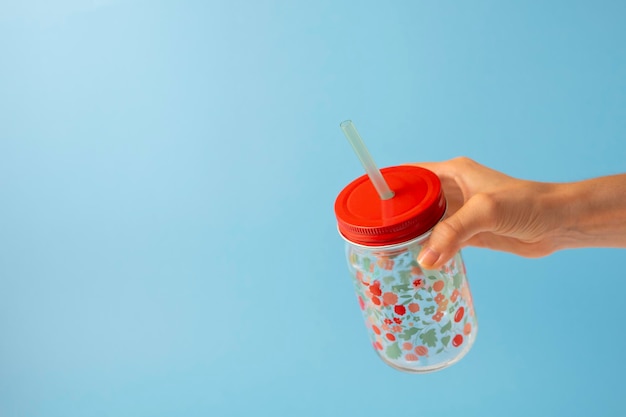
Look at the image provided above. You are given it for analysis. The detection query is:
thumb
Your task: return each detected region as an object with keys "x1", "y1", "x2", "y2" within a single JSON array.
[{"x1": 417, "y1": 194, "x2": 495, "y2": 269}]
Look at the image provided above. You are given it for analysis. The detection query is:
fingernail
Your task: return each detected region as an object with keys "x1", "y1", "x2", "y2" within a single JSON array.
[{"x1": 418, "y1": 247, "x2": 441, "y2": 268}]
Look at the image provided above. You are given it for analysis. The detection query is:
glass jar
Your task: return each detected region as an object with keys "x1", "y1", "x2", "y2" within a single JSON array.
[{"x1": 335, "y1": 165, "x2": 478, "y2": 373}]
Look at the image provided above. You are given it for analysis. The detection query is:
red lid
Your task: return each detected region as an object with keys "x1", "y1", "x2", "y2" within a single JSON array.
[{"x1": 334, "y1": 165, "x2": 446, "y2": 246}]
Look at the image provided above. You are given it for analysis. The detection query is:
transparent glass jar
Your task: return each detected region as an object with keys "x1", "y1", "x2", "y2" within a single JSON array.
[
  {"x1": 343, "y1": 233, "x2": 477, "y2": 373},
  {"x1": 335, "y1": 165, "x2": 478, "y2": 373}
]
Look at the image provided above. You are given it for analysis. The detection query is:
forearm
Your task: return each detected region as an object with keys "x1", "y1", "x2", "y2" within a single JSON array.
[{"x1": 553, "y1": 174, "x2": 626, "y2": 250}]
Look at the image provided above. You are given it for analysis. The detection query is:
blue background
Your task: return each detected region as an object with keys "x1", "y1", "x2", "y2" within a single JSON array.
[{"x1": 1, "y1": 1, "x2": 625, "y2": 416}]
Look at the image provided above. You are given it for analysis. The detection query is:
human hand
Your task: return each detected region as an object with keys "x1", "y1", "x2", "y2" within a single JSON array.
[{"x1": 411, "y1": 157, "x2": 566, "y2": 269}]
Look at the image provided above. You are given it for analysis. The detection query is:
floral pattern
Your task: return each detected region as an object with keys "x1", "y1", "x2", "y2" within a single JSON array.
[{"x1": 346, "y1": 242, "x2": 477, "y2": 373}]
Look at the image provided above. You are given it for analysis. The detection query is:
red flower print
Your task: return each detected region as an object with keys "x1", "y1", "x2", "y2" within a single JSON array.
[
  {"x1": 434, "y1": 293, "x2": 445, "y2": 304},
  {"x1": 385, "y1": 333, "x2": 396, "y2": 341},
  {"x1": 382, "y1": 323, "x2": 390, "y2": 331},
  {"x1": 405, "y1": 353, "x2": 419, "y2": 362},
  {"x1": 394, "y1": 305, "x2": 406, "y2": 316},
  {"x1": 433, "y1": 280, "x2": 445, "y2": 292},
  {"x1": 454, "y1": 306, "x2": 465, "y2": 322},
  {"x1": 369, "y1": 281, "x2": 382, "y2": 296},
  {"x1": 384, "y1": 318, "x2": 393, "y2": 325},
  {"x1": 372, "y1": 325, "x2": 381, "y2": 335},
  {"x1": 450, "y1": 289, "x2": 460, "y2": 303},
  {"x1": 392, "y1": 325, "x2": 402, "y2": 333},
  {"x1": 358, "y1": 296, "x2": 365, "y2": 310},
  {"x1": 437, "y1": 299, "x2": 449, "y2": 312},
  {"x1": 371, "y1": 296, "x2": 381, "y2": 306},
  {"x1": 412, "y1": 278, "x2": 424, "y2": 288},
  {"x1": 382, "y1": 292, "x2": 398, "y2": 306},
  {"x1": 432, "y1": 311, "x2": 444, "y2": 322},
  {"x1": 464, "y1": 322, "x2": 472, "y2": 335},
  {"x1": 373, "y1": 341, "x2": 383, "y2": 351},
  {"x1": 408, "y1": 303, "x2": 420, "y2": 313},
  {"x1": 393, "y1": 317, "x2": 402, "y2": 325},
  {"x1": 411, "y1": 266, "x2": 422, "y2": 276},
  {"x1": 402, "y1": 342, "x2": 413, "y2": 351},
  {"x1": 414, "y1": 345, "x2": 428, "y2": 356}
]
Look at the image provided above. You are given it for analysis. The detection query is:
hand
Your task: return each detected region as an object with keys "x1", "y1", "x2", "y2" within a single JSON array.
[{"x1": 411, "y1": 157, "x2": 571, "y2": 269}]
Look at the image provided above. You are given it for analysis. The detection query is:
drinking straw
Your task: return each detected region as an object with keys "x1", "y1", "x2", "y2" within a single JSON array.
[{"x1": 340, "y1": 120, "x2": 395, "y2": 200}]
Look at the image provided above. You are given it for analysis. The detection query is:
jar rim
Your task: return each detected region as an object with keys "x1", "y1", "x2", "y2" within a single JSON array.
[{"x1": 337, "y1": 225, "x2": 433, "y2": 250}]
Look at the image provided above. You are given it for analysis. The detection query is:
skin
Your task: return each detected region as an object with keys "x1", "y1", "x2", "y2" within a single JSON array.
[{"x1": 410, "y1": 157, "x2": 626, "y2": 269}]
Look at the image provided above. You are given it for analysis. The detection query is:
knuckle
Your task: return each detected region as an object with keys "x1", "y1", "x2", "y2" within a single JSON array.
[
  {"x1": 451, "y1": 156, "x2": 475, "y2": 167},
  {"x1": 472, "y1": 192, "x2": 497, "y2": 211},
  {"x1": 470, "y1": 193, "x2": 499, "y2": 228}
]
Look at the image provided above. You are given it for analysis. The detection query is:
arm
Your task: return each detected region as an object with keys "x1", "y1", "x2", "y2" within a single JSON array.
[{"x1": 556, "y1": 173, "x2": 626, "y2": 250}]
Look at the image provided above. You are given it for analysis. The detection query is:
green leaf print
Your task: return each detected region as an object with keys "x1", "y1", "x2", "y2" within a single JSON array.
[
  {"x1": 363, "y1": 258, "x2": 370, "y2": 270},
  {"x1": 441, "y1": 335, "x2": 451, "y2": 347},
  {"x1": 424, "y1": 306, "x2": 435, "y2": 315},
  {"x1": 419, "y1": 328, "x2": 438, "y2": 348},
  {"x1": 427, "y1": 275, "x2": 438, "y2": 281},
  {"x1": 386, "y1": 342, "x2": 402, "y2": 360},
  {"x1": 392, "y1": 284, "x2": 411, "y2": 293},
  {"x1": 414, "y1": 292, "x2": 423, "y2": 301},
  {"x1": 399, "y1": 327, "x2": 419, "y2": 341},
  {"x1": 383, "y1": 275, "x2": 395, "y2": 285},
  {"x1": 440, "y1": 321, "x2": 452, "y2": 334},
  {"x1": 453, "y1": 273, "x2": 464, "y2": 289},
  {"x1": 398, "y1": 270, "x2": 411, "y2": 285}
]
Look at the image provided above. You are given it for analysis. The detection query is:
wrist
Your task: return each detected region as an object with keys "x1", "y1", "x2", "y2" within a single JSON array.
[{"x1": 544, "y1": 182, "x2": 585, "y2": 251}]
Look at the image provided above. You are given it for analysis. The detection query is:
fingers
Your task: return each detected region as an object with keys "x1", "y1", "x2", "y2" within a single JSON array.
[
  {"x1": 418, "y1": 193, "x2": 497, "y2": 269},
  {"x1": 408, "y1": 160, "x2": 458, "y2": 182},
  {"x1": 411, "y1": 157, "x2": 510, "y2": 187}
]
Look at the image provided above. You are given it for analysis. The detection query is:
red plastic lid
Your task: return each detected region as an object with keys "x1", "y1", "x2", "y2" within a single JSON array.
[{"x1": 334, "y1": 165, "x2": 446, "y2": 246}]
